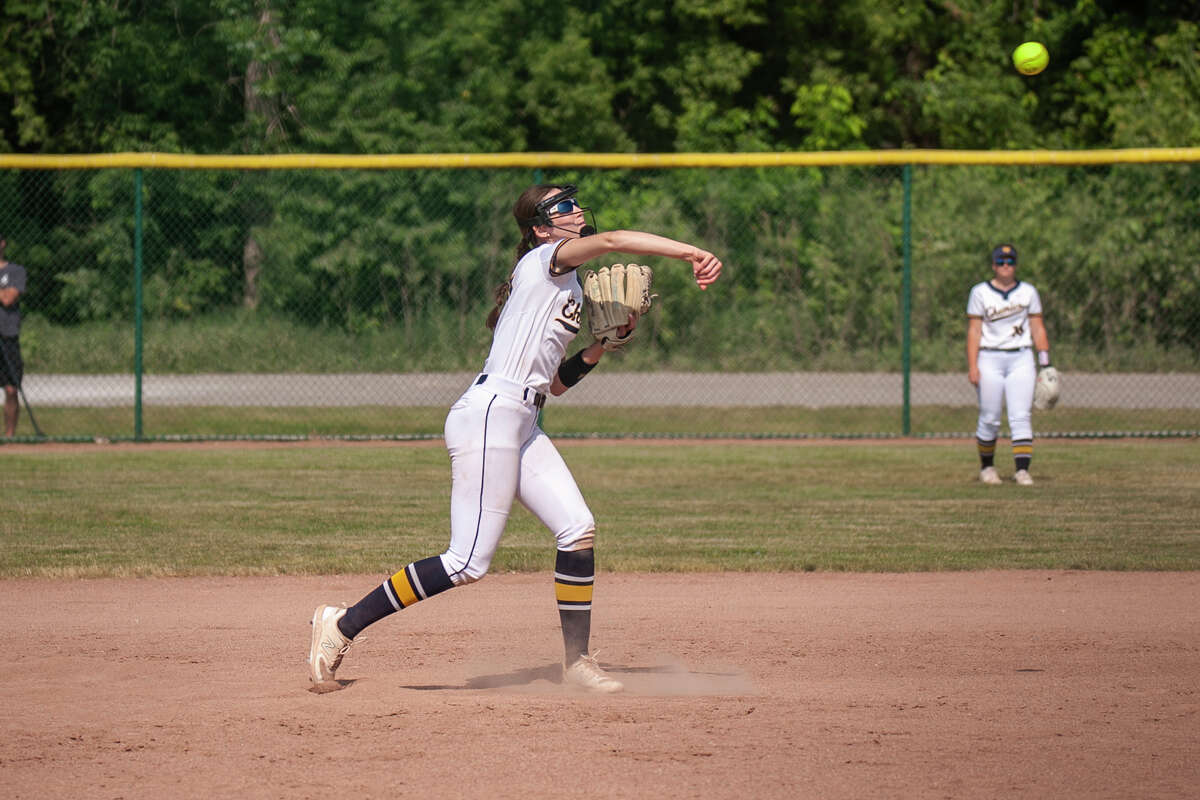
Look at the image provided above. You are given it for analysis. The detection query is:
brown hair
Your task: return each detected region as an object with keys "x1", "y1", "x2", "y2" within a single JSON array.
[
  {"x1": 512, "y1": 183, "x2": 566, "y2": 260},
  {"x1": 486, "y1": 184, "x2": 567, "y2": 330}
]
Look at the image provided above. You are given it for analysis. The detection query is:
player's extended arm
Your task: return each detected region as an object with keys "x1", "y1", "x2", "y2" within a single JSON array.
[
  {"x1": 966, "y1": 317, "x2": 983, "y2": 386},
  {"x1": 554, "y1": 230, "x2": 722, "y2": 289}
]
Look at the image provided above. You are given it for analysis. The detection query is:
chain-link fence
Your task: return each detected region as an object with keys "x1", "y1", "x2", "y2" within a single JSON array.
[{"x1": 1, "y1": 153, "x2": 1198, "y2": 441}]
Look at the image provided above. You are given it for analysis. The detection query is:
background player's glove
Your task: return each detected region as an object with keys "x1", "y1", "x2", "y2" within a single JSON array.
[
  {"x1": 1034, "y1": 366, "x2": 1061, "y2": 410},
  {"x1": 582, "y1": 264, "x2": 655, "y2": 351}
]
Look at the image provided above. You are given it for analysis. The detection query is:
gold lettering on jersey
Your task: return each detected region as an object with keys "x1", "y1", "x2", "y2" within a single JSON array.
[
  {"x1": 561, "y1": 297, "x2": 582, "y2": 325},
  {"x1": 1012, "y1": 323, "x2": 1025, "y2": 337},
  {"x1": 984, "y1": 302, "x2": 1026, "y2": 322}
]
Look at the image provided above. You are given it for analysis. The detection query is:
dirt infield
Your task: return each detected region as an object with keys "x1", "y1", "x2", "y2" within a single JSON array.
[{"x1": 4, "y1": 572, "x2": 1198, "y2": 799}]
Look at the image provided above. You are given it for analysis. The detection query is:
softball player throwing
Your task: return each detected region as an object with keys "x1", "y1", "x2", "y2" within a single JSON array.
[
  {"x1": 309, "y1": 184, "x2": 722, "y2": 692},
  {"x1": 966, "y1": 244, "x2": 1051, "y2": 485}
]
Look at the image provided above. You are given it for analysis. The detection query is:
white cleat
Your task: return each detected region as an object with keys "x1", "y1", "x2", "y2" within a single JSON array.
[
  {"x1": 563, "y1": 654, "x2": 624, "y2": 693},
  {"x1": 979, "y1": 466, "x2": 1002, "y2": 485},
  {"x1": 1014, "y1": 469, "x2": 1034, "y2": 486},
  {"x1": 309, "y1": 604, "x2": 352, "y2": 685}
]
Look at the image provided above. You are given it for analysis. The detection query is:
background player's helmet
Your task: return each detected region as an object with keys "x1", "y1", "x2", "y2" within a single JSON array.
[{"x1": 991, "y1": 244, "x2": 1017, "y2": 265}]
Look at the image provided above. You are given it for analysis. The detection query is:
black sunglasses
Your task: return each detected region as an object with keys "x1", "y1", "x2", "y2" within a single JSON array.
[{"x1": 993, "y1": 257, "x2": 1016, "y2": 265}]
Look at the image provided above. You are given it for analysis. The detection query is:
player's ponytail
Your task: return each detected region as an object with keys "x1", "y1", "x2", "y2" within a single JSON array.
[
  {"x1": 485, "y1": 278, "x2": 512, "y2": 331},
  {"x1": 515, "y1": 228, "x2": 538, "y2": 260}
]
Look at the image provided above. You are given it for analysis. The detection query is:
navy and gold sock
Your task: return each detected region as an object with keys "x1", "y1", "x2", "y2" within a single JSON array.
[
  {"x1": 1013, "y1": 439, "x2": 1033, "y2": 472},
  {"x1": 977, "y1": 437, "x2": 997, "y2": 469},
  {"x1": 339, "y1": 555, "x2": 454, "y2": 640},
  {"x1": 555, "y1": 548, "x2": 595, "y2": 663}
]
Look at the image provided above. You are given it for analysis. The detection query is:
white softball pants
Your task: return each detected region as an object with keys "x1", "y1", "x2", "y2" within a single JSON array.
[
  {"x1": 975, "y1": 348, "x2": 1035, "y2": 442},
  {"x1": 440, "y1": 382, "x2": 595, "y2": 584}
]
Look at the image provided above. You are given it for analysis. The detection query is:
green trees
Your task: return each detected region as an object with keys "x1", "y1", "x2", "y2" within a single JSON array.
[
  {"x1": 1, "y1": 1, "x2": 1198, "y2": 370},
  {"x1": 6, "y1": 1, "x2": 1196, "y2": 156}
]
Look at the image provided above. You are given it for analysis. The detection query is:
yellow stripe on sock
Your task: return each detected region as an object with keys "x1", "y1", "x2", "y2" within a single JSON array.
[
  {"x1": 390, "y1": 569, "x2": 420, "y2": 608},
  {"x1": 555, "y1": 582, "x2": 594, "y2": 603},
  {"x1": 1013, "y1": 445, "x2": 1033, "y2": 456}
]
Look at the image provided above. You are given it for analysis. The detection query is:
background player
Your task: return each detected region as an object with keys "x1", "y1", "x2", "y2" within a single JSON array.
[
  {"x1": 309, "y1": 184, "x2": 722, "y2": 692},
  {"x1": 0, "y1": 236, "x2": 28, "y2": 437},
  {"x1": 966, "y1": 244, "x2": 1051, "y2": 485}
]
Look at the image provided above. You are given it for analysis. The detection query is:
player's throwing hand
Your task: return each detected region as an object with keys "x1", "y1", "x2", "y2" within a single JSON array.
[{"x1": 690, "y1": 249, "x2": 723, "y2": 289}]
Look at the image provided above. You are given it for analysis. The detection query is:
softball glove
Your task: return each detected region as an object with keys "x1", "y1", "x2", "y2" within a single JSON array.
[
  {"x1": 582, "y1": 264, "x2": 655, "y2": 351},
  {"x1": 1033, "y1": 366, "x2": 1061, "y2": 410}
]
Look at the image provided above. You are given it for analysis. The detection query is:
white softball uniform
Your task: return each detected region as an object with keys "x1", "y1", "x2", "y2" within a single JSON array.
[
  {"x1": 967, "y1": 280, "x2": 1042, "y2": 350},
  {"x1": 967, "y1": 280, "x2": 1042, "y2": 441},
  {"x1": 440, "y1": 240, "x2": 593, "y2": 584}
]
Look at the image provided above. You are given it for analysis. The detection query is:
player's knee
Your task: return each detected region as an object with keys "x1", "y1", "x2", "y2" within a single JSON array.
[
  {"x1": 456, "y1": 568, "x2": 488, "y2": 585},
  {"x1": 556, "y1": 522, "x2": 596, "y2": 552},
  {"x1": 440, "y1": 551, "x2": 491, "y2": 585}
]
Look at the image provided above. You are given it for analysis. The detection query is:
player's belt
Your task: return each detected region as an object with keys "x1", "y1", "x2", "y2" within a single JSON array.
[
  {"x1": 474, "y1": 373, "x2": 547, "y2": 409},
  {"x1": 981, "y1": 346, "x2": 1029, "y2": 351}
]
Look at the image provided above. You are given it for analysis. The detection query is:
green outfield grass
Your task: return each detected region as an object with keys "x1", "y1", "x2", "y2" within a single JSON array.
[
  {"x1": 2, "y1": 439, "x2": 1197, "y2": 577},
  {"x1": 13, "y1": 404, "x2": 1200, "y2": 441}
]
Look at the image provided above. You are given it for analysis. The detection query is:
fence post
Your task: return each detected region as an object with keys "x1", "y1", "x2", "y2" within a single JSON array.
[
  {"x1": 901, "y1": 164, "x2": 912, "y2": 436},
  {"x1": 133, "y1": 168, "x2": 144, "y2": 440}
]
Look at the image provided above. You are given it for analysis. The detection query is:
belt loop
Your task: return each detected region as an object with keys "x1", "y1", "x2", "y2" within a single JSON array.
[{"x1": 475, "y1": 373, "x2": 544, "y2": 408}]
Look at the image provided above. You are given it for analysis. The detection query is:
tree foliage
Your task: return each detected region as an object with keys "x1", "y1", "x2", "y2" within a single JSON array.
[
  {"x1": 4, "y1": 0, "x2": 1198, "y2": 155},
  {"x1": 1, "y1": 1, "x2": 1198, "y2": 369}
]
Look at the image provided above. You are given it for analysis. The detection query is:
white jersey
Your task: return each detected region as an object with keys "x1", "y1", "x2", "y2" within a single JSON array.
[
  {"x1": 967, "y1": 280, "x2": 1043, "y2": 349},
  {"x1": 482, "y1": 240, "x2": 583, "y2": 393}
]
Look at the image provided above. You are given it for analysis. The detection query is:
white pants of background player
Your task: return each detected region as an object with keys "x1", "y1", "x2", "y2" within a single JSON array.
[
  {"x1": 440, "y1": 382, "x2": 594, "y2": 584},
  {"x1": 975, "y1": 348, "x2": 1036, "y2": 442}
]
